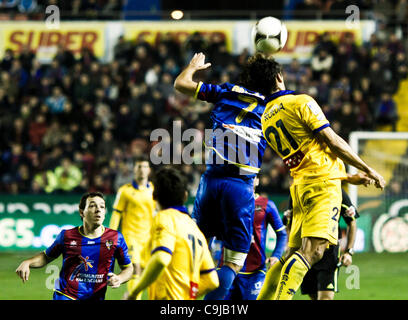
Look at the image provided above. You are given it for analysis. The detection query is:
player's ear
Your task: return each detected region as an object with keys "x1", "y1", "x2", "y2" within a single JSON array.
[
  {"x1": 79, "y1": 209, "x2": 84, "y2": 220},
  {"x1": 277, "y1": 72, "x2": 283, "y2": 84}
]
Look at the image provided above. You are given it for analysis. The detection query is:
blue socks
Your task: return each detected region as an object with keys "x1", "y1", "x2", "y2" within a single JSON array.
[{"x1": 204, "y1": 265, "x2": 237, "y2": 300}]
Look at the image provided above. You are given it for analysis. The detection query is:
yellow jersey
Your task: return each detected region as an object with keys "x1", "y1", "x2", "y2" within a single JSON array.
[
  {"x1": 261, "y1": 91, "x2": 347, "y2": 184},
  {"x1": 147, "y1": 206, "x2": 216, "y2": 300},
  {"x1": 111, "y1": 181, "x2": 155, "y2": 242}
]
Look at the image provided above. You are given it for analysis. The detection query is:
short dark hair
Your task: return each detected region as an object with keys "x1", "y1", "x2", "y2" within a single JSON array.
[
  {"x1": 79, "y1": 191, "x2": 105, "y2": 211},
  {"x1": 239, "y1": 53, "x2": 283, "y2": 96},
  {"x1": 152, "y1": 167, "x2": 187, "y2": 208},
  {"x1": 134, "y1": 154, "x2": 150, "y2": 164}
]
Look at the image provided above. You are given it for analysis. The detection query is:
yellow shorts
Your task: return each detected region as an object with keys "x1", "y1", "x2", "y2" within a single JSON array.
[
  {"x1": 288, "y1": 179, "x2": 342, "y2": 248},
  {"x1": 123, "y1": 234, "x2": 150, "y2": 268}
]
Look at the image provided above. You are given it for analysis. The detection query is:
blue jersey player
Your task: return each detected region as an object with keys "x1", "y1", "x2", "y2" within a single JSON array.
[
  {"x1": 15, "y1": 192, "x2": 133, "y2": 300},
  {"x1": 223, "y1": 176, "x2": 287, "y2": 300},
  {"x1": 174, "y1": 52, "x2": 282, "y2": 300}
]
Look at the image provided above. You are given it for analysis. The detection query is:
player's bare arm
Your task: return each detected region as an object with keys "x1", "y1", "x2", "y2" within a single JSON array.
[
  {"x1": 317, "y1": 126, "x2": 386, "y2": 189},
  {"x1": 107, "y1": 264, "x2": 133, "y2": 289},
  {"x1": 346, "y1": 172, "x2": 374, "y2": 186},
  {"x1": 174, "y1": 52, "x2": 211, "y2": 96},
  {"x1": 15, "y1": 251, "x2": 53, "y2": 283},
  {"x1": 340, "y1": 218, "x2": 357, "y2": 267},
  {"x1": 127, "y1": 250, "x2": 172, "y2": 300}
]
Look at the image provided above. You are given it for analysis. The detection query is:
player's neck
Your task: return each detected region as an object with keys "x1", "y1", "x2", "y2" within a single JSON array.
[
  {"x1": 80, "y1": 223, "x2": 105, "y2": 239},
  {"x1": 135, "y1": 177, "x2": 148, "y2": 187}
]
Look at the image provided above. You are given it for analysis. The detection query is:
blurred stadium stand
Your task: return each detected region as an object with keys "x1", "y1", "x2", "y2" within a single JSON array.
[{"x1": 0, "y1": 0, "x2": 407, "y2": 199}]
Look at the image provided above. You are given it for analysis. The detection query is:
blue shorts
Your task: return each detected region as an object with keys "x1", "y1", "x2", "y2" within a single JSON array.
[
  {"x1": 192, "y1": 171, "x2": 255, "y2": 253},
  {"x1": 225, "y1": 271, "x2": 266, "y2": 300}
]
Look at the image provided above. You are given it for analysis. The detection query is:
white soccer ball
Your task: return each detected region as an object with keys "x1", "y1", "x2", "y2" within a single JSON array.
[{"x1": 252, "y1": 16, "x2": 288, "y2": 55}]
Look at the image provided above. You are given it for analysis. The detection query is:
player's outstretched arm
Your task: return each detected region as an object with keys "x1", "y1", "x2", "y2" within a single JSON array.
[
  {"x1": 15, "y1": 251, "x2": 52, "y2": 283},
  {"x1": 174, "y1": 52, "x2": 211, "y2": 97},
  {"x1": 317, "y1": 126, "x2": 386, "y2": 189},
  {"x1": 127, "y1": 250, "x2": 171, "y2": 300}
]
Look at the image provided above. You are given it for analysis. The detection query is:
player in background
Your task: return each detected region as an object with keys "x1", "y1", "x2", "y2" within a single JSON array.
[
  {"x1": 223, "y1": 175, "x2": 287, "y2": 300},
  {"x1": 16, "y1": 192, "x2": 133, "y2": 300},
  {"x1": 283, "y1": 188, "x2": 360, "y2": 300},
  {"x1": 174, "y1": 52, "x2": 270, "y2": 300},
  {"x1": 127, "y1": 167, "x2": 219, "y2": 300},
  {"x1": 109, "y1": 155, "x2": 155, "y2": 300},
  {"x1": 256, "y1": 53, "x2": 385, "y2": 300}
]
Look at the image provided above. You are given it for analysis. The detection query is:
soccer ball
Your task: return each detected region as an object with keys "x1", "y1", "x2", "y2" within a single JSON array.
[{"x1": 252, "y1": 16, "x2": 288, "y2": 55}]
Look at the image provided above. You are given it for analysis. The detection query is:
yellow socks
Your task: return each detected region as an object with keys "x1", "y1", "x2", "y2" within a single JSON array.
[
  {"x1": 273, "y1": 251, "x2": 310, "y2": 300},
  {"x1": 257, "y1": 257, "x2": 285, "y2": 300}
]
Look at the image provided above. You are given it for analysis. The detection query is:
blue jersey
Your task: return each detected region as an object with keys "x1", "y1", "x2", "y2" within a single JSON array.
[
  {"x1": 195, "y1": 82, "x2": 268, "y2": 177},
  {"x1": 45, "y1": 226, "x2": 131, "y2": 300}
]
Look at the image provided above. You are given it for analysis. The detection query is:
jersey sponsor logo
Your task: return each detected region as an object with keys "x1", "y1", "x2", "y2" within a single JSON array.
[
  {"x1": 70, "y1": 240, "x2": 77, "y2": 246},
  {"x1": 231, "y1": 85, "x2": 265, "y2": 100},
  {"x1": 69, "y1": 255, "x2": 94, "y2": 281},
  {"x1": 221, "y1": 123, "x2": 263, "y2": 143}
]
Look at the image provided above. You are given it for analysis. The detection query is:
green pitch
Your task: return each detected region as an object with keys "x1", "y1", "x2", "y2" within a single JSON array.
[{"x1": 1, "y1": 252, "x2": 408, "y2": 300}]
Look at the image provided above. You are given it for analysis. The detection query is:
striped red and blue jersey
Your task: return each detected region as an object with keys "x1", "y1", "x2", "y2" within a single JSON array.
[
  {"x1": 44, "y1": 226, "x2": 131, "y2": 300},
  {"x1": 195, "y1": 82, "x2": 268, "y2": 177},
  {"x1": 240, "y1": 194, "x2": 287, "y2": 273}
]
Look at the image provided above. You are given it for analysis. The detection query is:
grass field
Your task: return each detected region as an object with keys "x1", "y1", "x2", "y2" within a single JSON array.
[{"x1": 1, "y1": 251, "x2": 408, "y2": 300}]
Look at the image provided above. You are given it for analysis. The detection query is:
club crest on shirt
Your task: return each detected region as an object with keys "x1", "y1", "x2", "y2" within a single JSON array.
[{"x1": 105, "y1": 240, "x2": 113, "y2": 250}]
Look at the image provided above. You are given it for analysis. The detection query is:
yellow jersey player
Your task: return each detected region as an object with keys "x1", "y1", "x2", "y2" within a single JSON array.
[
  {"x1": 250, "y1": 53, "x2": 385, "y2": 300},
  {"x1": 109, "y1": 155, "x2": 155, "y2": 299},
  {"x1": 128, "y1": 166, "x2": 219, "y2": 300}
]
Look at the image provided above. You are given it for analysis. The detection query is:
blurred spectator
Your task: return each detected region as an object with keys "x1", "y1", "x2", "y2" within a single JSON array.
[
  {"x1": 45, "y1": 86, "x2": 67, "y2": 114},
  {"x1": 311, "y1": 49, "x2": 333, "y2": 80},
  {"x1": 53, "y1": 157, "x2": 82, "y2": 193},
  {"x1": 374, "y1": 92, "x2": 399, "y2": 131},
  {"x1": 0, "y1": 19, "x2": 407, "y2": 197}
]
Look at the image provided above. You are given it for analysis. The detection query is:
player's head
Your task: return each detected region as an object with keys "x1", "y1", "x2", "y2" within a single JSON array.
[
  {"x1": 133, "y1": 155, "x2": 151, "y2": 181},
  {"x1": 152, "y1": 166, "x2": 188, "y2": 209},
  {"x1": 79, "y1": 192, "x2": 106, "y2": 225},
  {"x1": 239, "y1": 53, "x2": 284, "y2": 95}
]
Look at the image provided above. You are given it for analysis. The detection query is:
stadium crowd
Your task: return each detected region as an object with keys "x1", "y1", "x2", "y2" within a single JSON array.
[{"x1": 0, "y1": 23, "x2": 407, "y2": 197}]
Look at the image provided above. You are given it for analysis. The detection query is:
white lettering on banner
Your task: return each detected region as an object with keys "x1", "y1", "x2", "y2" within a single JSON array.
[
  {"x1": 40, "y1": 224, "x2": 61, "y2": 247},
  {"x1": 7, "y1": 203, "x2": 29, "y2": 214},
  {"x1": 33, "y1": 203, "x2": 51, "y2": 214},
  {"x1": 53, "y1": 204, "x2": 78, "y2": 215},
  {"x1": 0, "y1": 218, "x2": 34, "y2": 248}
]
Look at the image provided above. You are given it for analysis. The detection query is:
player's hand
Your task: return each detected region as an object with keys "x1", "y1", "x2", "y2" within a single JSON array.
[
  {"x1": 15, "y1": 261, "x2": 31, "y2": 283},
  {"x1": 347, "y1": 172, "x2": 374, "y2": 187},
  {"x1": 189, "y1": 53, "x2": 211, "y2": 71},
  {"x1": 266, "y1": 257, "x2": 279, "y2": 269},
  {"x1": 107, "y1": 272, "x2": 122, "y2": 288},
  {"x1": 366, "y1": 168, "x2": 386, "y2": 190},
  {"x1": 340, "y1": 253, "x2": 352, "y2": 267}
]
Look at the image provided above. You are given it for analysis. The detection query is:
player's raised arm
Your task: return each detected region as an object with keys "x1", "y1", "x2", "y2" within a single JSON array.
[
  {"x1": 15, "y1": 251, "x2": 53, "y2": 283},
  {"x1": 174, "y1": 52, "x2": 211, "y2": 97},
  {"x1": 316, "y1": 126, "x2": 386, "y2": 189}
]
